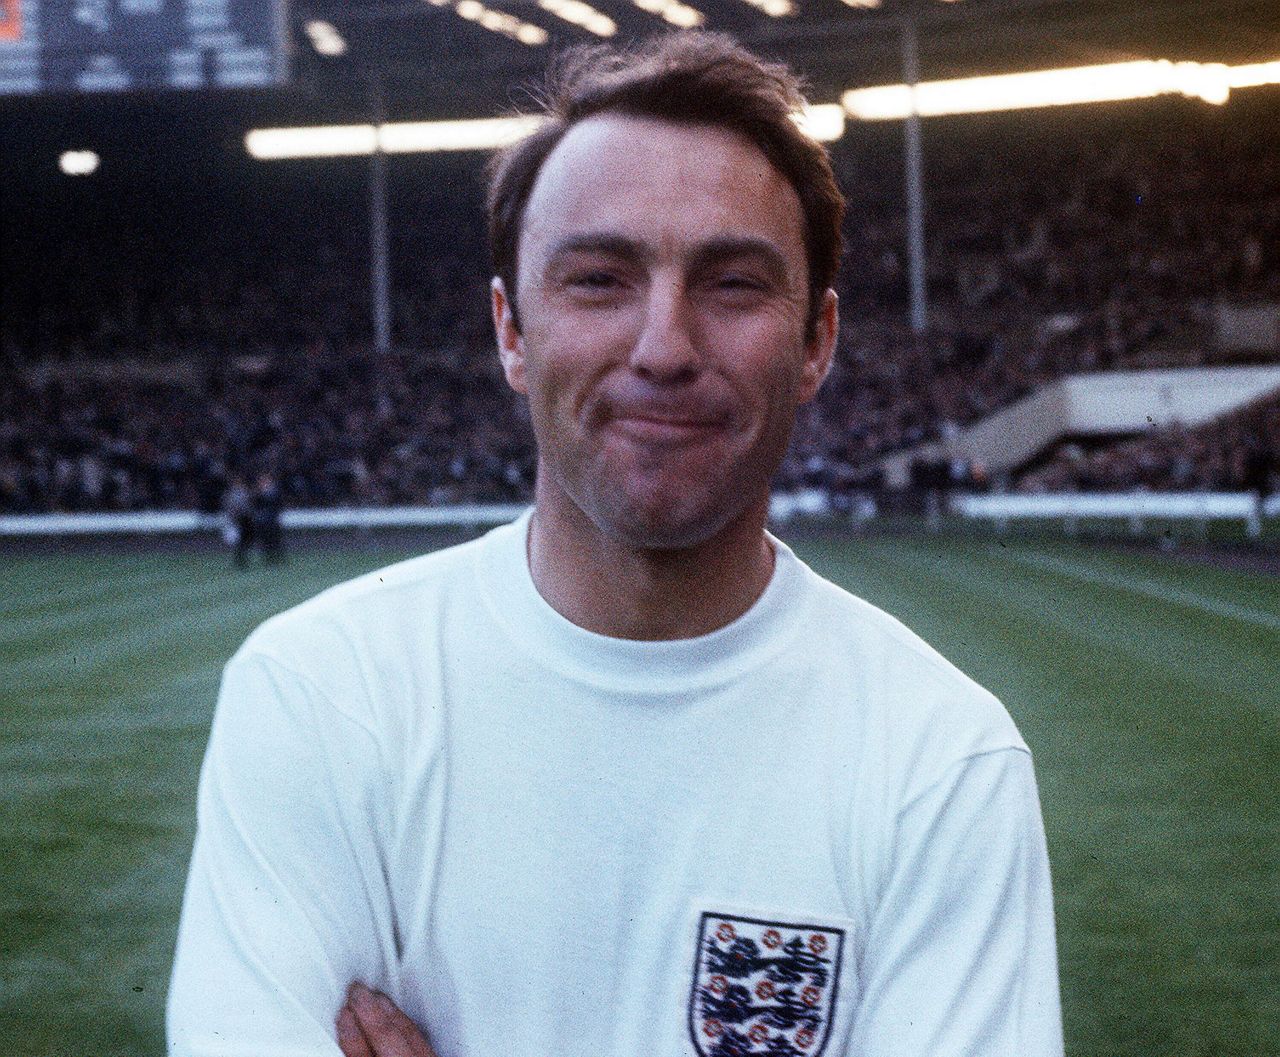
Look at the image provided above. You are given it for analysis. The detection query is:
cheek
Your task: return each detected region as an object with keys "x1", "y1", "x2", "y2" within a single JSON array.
[
  {"x1": 523, "y1": 317, "x2": 631, "y2": 412},
  {"x1": 519, "y1": 349, "x2": 597, "y2": 443},
  {"x1": 732, "y1": 340, "x2": 805, "y2": 420}
]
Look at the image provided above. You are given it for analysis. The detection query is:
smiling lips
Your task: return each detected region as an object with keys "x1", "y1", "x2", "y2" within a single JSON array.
[{"x1": 608, "y1": 407, "x2": 729, "y2": 443}]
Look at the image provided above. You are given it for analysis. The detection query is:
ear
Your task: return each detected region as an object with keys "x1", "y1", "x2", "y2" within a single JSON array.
[
  {"x1": 491, "y1": 276, "x2": 528, "y2": 395},
  {"x1": 798, "y1": 288, "x2": 838, "y2": 404}
]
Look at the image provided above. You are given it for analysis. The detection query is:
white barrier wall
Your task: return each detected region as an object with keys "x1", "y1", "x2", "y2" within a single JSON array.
[
  {"x1": 1059, "y1": 367, "x2": 1280, "y2": 433},
  {"x1": 0, "y1": 511, "x2": 211, "y2": 535},
  {"x1": 0, "y1": 495, "x2": 868, "y2": 538},
  {"x1": 953, "y1": 491, "x2": 1278, "y2": 538},
  {"x1": 882, "y1": 364, "x2": 1280, "y2": 484},
  {"x1": 2, "y1": 493, "x2": 1272, "y2": 539},
  {"x1": 0, "y1": 505, "x2": 529, "y2": 537},
  {"x1": 954, "y1": 492, "x2": 1260, "y2": 520}
]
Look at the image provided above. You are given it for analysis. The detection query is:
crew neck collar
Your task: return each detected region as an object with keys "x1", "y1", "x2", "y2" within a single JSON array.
[{"x1": 477, "y1": 508, "x2": 811, "y2": 695}]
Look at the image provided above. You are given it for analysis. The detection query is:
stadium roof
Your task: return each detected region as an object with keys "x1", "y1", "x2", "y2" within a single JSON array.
[
  {"x1": 3, "y1": 0, "x2": 1277, "y2": 161},
  {"x1": 289, "y1": 0, "x2": 1280, "y2": 119}
]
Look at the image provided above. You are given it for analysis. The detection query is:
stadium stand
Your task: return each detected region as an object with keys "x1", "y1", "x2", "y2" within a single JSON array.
[
  {"x1": 1020, "y1": 390, "x2": 1280, "y2": 494},
  {"x1": 3, "y1": 94, "x2": 1278, "y2": 513},
  {"x1": 0, "y1": 351, "x2": 532, "y2": 513}
]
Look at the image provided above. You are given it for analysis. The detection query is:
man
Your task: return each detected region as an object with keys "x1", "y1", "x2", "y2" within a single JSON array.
[
  {"x1": 250, "y1": 471, "x2": 286, "y2": 564},
  {"x1": 169, "y1": 33, "x2": 1063, "y2": 1057},
  {"x1": 221, "y1": 473, "x2": 253, "y2": 567}
]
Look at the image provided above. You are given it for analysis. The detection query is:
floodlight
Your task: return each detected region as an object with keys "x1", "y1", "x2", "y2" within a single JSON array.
[
  {"x1": 378, "y1": 116, "x2": 544, "y2": 153},
  {"x1": 304, "y1": 20, "x2": 347, "y2": 57},
  {"x1": 628, "y1": 0, "x2": 705, "y2": 28},
  {"x1": 1173, "y1": 61, "x2": 1229, "y2": 105},
  {"x1": 841, "y1": 58, "x2": 1276, "y2": 120},
  {"x1": 246, "y1": 117, "x2": 546, "y2": 159},
  {"x1": 425, "y1": 0, "x2": 548, "y2": 44},
  {"x1": 246, "y1": 125, "x2": 378, "y2": 160},
  {"x1": 245, "y1": 102, "x2": 856, "y2": 161},
  {"x1": 244, "y1": 53, "x2": 1280, "y2": 161},
  {"x1": 1226, "y1": 60, "x2": 1280, "y2": 89},
  {"x1": 663, "y1": 6, "x2": 703, "y2": 27},
  {"x1": 59, "y1": 150, "x2": 100, "y2": 175},
  {"x1": 795, "y1": 104, "x2": 846, "y2": 142},
  {"x1": 734, "y1": 0, "x2": 794, "y2": 15},
  {"x1": 537, "y1": 0, "x2": 617, "y2": 36}
]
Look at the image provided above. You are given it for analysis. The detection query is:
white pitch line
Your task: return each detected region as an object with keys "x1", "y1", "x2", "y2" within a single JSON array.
[{"x1": 999, "y1": 549, "x2": 1280, "y2": 634}]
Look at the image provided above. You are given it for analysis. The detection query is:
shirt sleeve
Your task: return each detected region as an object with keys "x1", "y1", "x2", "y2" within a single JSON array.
[
  {"x1": 847, "y1": 748, "x2": 1064, "y2": 1057},
  {"x1": 167, "y1": 649, "x2": 397, "y2": 1057}
]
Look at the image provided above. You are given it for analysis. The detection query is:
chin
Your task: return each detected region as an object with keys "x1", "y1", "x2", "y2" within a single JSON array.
[
  {"x1": 608, "y1": 520, "x2": 716, "y2": 552},
  {"x1": 588, "y1": 488, "x2": 751, "y2": 553}
]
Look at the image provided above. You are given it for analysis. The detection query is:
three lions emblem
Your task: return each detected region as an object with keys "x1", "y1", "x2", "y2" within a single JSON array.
[{"x1": 688, "y1": 911, "x2": 845, "y2": 1056}]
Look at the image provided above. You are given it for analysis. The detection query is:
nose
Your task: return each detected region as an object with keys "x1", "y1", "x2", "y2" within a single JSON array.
[{"x1": 628, "y1": 280, "x2": 700, "y2": 384}]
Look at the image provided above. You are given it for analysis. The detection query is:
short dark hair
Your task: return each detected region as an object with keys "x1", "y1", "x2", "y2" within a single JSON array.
[{"x1": 486, "y1": 31, "x2": 845, "y2": 340}]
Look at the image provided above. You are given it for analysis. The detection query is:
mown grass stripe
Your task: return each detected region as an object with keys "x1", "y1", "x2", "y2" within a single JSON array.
[
  {"x1": 842, "y1": 536, "x2": 1278, "y2": 718},
  {"x1": 0, "y1": 562, "x2": 187, "y2": 623},
  {"x1": 0, "y1": 566, "x2": 246, "y2": 652},
  {"x1": 3, "y1": 541, "x2": 1277, "y2": 1057},
  {"x1": 3, "y1": 560, "x2": 373, "y2": 683},
  {"x1": 1004, "y1": 548, "x2": 1280, "y2": 633},
  {"x1": 1025, "y1": 538, "x2": 1280, "y2": 608}
]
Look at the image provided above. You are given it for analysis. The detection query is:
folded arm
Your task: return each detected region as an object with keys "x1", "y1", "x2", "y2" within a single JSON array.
[{"x1": 168, "y1": 650, "x2": 398, "y2": 1057}]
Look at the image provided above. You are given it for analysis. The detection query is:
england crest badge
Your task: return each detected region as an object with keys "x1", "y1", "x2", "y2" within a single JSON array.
[{"x1": 687, "y1": 911, "x2": 846, "y2": 1057}]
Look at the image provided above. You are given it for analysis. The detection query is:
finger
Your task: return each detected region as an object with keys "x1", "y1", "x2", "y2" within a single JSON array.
[
  {"x1": 348, "y1": 983, "x2": 438, "y2": 1057},
  {"x1": 336, "y1": 1003, "x2": 375, "y2": 1057},
  {"x1": 350, "y1": 990, "x2": 436, "y2": 1057}
]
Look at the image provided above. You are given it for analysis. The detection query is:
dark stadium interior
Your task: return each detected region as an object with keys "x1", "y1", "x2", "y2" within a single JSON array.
[
  {"x1": 3, "y1": 0, "x2": 1279, "y2": 515},
  {"x1": 5, "y1": 93, "x2": 1279, "y2": 512}
]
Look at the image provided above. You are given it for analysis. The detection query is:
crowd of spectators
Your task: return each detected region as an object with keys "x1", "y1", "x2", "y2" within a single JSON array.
[
  {"x1": 3, "y1": 94, "x2": 1278, "y2": 513},
  {"x1": 0, "y1": 348, "x2": 533, "y2": 514},
  {"x1": 1020, "y1": 392, "x2": 1279, "y2": 495}
]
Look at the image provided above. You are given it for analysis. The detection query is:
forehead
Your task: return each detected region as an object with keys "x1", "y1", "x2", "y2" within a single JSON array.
[{"x1": 519, "y1": 114, "x2": 805, "y2": 270}]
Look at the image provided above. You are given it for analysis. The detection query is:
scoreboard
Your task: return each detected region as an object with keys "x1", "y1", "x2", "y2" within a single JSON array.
[{"x1": 0, "y1": 0, "x2": 287, "y2": 95}]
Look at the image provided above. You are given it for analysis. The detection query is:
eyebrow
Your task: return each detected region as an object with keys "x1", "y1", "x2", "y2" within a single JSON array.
[
  {"x1": 543, "y1": 232, "x2": 791, "y2": 282},
  {"x1": 691, "y1": 236, "x2": 790, "y2": 283},
  {"x1": 545, "y1": 232, "x2": 651, "y2": 268}
]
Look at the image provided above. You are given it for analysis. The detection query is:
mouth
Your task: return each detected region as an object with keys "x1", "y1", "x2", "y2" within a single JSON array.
[{"x1": 609, "y1": 413, "x2": 726, "y2": 443}]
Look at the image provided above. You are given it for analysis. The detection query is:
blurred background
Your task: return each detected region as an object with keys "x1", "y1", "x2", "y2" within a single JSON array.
[{"x1": 2, "y1": 1, "x2": 1277, "y2": 1054}]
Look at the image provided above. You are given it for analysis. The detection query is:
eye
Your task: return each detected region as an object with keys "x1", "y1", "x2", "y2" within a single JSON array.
[
  {"x1": 568, "y1": 270, "x2": 623, "y2": 290},
  {"x1": 708, "y1": 273, "x2": 770, "y2": 302}
]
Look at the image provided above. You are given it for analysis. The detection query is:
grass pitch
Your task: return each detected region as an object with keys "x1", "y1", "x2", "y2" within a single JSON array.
[{"x1": 2, "y1": 531, "x2": 1276, "y2": 1055}]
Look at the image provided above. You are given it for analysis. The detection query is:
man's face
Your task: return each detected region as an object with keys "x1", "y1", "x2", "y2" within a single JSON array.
[{"x1": 493, "y1": 114, "x2": 837, "y2": 551}]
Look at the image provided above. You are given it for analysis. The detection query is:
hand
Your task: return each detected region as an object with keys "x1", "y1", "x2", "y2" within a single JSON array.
[{"x1": 337, "y1": 982, "x2": 438, "y2": 1057}]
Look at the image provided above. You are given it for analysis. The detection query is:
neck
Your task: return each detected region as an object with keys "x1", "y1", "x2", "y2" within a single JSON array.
[{"x1": 527, "y1": 483, "x2": 776, "y2": 642}]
